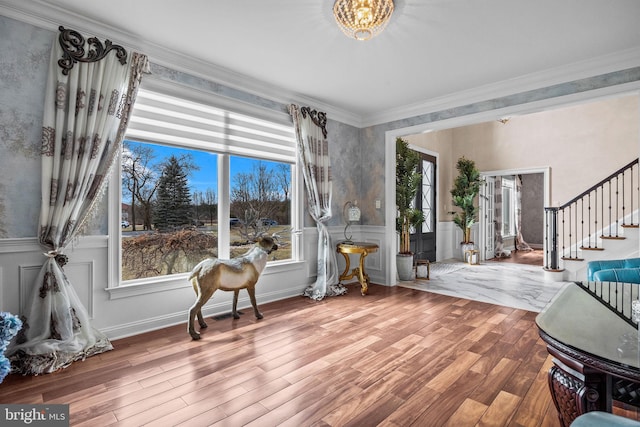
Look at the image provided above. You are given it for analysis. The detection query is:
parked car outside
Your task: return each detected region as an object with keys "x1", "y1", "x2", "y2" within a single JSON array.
[
  {"x1": 230, "y1": 217, "x2": 241, "y2": 226},
  {"x1": 121, "y1": 220, "x2": 130, "y2": 228},
  {"x1": 260, "y1": 218, "x2": 278, "y2": 226},
  {"x1": 191, "y1": 219, "x2": 204, "y2": 226}
]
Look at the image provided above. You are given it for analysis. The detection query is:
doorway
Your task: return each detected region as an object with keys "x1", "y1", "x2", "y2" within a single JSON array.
[
  {"x1": 479, "y1": 169, "x2": 549, "y2": 264},
  {"x1": 410, "y1": 151, "x2": 437, "y2": 262}
]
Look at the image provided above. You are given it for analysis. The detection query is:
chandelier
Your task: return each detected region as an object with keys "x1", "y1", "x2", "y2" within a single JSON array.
[{"x1": 333, "y1": 0, "x2": 395, "y2": 41}]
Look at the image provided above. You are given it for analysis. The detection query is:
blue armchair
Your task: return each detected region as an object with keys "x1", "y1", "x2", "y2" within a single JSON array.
[
  {"x1": 571, "y1": 411, "x2": 640, "y2": 426},
  {"x1": 587, "y1": 257, "x2": 640, "y2": 283}
]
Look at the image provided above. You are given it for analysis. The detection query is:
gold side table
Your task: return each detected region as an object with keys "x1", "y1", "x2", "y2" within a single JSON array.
[{"x1": 336, "y1": 241, "x2": 379, "y2": 296}]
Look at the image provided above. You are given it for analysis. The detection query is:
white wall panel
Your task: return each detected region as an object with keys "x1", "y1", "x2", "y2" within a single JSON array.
[
  {"x1": 17, "y1": 264, "x2": 40, "y2": 315},
  {"x1": 64, "y1": 261, "x2": 94, "y2": 318},
  {"x1": 15, "y1": 261, "x2": 94, "y2": 317},
  {"x1": 0, "y1": 227, "x2": 387, "y2": 340}
]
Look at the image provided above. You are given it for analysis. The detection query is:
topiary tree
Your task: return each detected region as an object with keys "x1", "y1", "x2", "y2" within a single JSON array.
[{"x1": 450, "y1": 156, "x2": 481, "y2": 244}]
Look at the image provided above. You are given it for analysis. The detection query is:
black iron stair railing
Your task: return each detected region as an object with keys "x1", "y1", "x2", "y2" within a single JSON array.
[
  {"x1": 545, "y1": 158, "x2": 639, "y2": 271},
  {"x1": 576, "y1": 280, "x2": 639, "y2": 328}
]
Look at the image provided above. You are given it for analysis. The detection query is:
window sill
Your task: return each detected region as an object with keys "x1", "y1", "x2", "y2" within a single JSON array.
[{"x1": 106, "y1": 259, "x2": 305, "y2": 300}]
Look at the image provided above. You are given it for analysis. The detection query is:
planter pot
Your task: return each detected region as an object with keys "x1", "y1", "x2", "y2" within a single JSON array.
[{"x1": 397, "y1": 253, "x2": 414, "y2": 281}]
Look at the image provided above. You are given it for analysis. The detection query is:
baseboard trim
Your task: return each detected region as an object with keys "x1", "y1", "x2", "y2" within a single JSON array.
[{"x1": 100, "y1": 286, "x2": 306, "y2": 340}]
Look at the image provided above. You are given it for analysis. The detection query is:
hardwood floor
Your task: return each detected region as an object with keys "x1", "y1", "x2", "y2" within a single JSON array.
[
  {"x1": 1, "y1": 284, "x2": 563, "y2": 426},
  {"x1": 488, "y1": 249, "x2": 544, "y2": 266}
]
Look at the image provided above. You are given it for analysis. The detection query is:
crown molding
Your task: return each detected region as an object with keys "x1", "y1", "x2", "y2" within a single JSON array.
[
  {"x1": 364, "y1": 46, "x2": 640, "y2": 128},
  {"x1": 2, "y1": 0, "x2": 639, "y2": 130},
  {"x1": 0, "y1": 0, "x2": 363, "y2": 127}
]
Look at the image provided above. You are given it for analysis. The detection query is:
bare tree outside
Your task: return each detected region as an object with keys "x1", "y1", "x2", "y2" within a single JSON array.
[
  {"x1": 191, "y1": 188, "x2": 217, "y2": 226},
  {"x1": 205, "y1": 188, "x2": 217, "y2": 225},
  {"x1": 192, "y1": 190, "x2": 202, "y2": 224},
  {"x1": 276, "y1": 163, "x2": 291, "y2": 221},
  {"x1": 231, "y1": 161, "x2": 281, "y2": 240},
  {"x1": 276, "y1": 163, "x2": 291, "y2": 201},
  {"x1": 122, "y1": 142, "x2": 159, "y2": 231}
]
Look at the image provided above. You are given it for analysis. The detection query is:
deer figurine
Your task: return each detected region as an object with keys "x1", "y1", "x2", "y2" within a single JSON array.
[{"x1": 187, "y1": 235, "x2": 277, "y2": 340}]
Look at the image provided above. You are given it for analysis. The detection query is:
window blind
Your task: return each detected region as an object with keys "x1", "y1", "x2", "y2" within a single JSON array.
[{"x1": 126, "y1": 89, "x2": 296, "y2": 163}]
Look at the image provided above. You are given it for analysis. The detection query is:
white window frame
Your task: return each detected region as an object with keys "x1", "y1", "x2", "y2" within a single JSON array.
[{"x1": 106, "y1": 78, "x2": 304, "y2": 298}]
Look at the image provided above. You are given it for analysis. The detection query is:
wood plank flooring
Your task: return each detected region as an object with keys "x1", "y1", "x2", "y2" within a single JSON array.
[
  {"x1": 0, "y1": 283, "x2": 568, "y2": 426},
  {"x1": 488, "y1": 249, "x2": 544, "y2": 266}
]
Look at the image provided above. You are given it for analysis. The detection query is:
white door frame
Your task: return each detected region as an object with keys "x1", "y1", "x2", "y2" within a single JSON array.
[
  {"x1": 479, "y1": 168, "x2": 551, "y2": 262},
  {"x1": 481, "y1": 176, "x2": 496, "y2": 261}
]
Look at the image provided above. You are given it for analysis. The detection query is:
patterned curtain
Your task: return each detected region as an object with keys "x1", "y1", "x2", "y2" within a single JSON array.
[
  {"x1": 515, "y1": 175, "x2": 532, "y2": 251},
  {"x1": 7, "y1": 27, "x2": 149, "y2": 375},
  {"x1": 289, "y1": 105, "x2": 344, "y2": 300}
]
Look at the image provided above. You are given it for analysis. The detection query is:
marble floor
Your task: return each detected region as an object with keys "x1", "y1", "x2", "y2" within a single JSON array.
[{"x1": 399, "y1": 259, "x2": 571, "y2": 312}]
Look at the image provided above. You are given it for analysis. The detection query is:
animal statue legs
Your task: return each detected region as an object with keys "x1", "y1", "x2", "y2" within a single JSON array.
[
  {"x1": 196, "y1": 306, "x2": 208, "y2": 329},
  {"x1": 188, "y1": 304, "x2": 202, "y2": 340},
  {"x1": 188, "y1": 286, "x2": 216, "y2": 340},
  {"x1": 232, "y1": 289, "x2": 241, "y2": 319},
  {"x1": 232, "y1": 288, "x2": 263, "y2": 319},
  {"x1": 189, "y1": 288, "x2": 263, "y2": 339}
]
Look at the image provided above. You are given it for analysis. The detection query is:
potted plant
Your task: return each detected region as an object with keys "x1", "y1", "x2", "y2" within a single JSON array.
[
  {"x1": 396, "y1": 137, "x2": 425, "y2": 280},
  {"x1": 450, "y1": 156, "x2": 481, "y2": 259}
]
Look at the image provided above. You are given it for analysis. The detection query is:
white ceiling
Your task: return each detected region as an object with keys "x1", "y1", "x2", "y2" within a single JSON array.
[{"x1": 29, "y1": 0, "x2": 640, "y2": 124}]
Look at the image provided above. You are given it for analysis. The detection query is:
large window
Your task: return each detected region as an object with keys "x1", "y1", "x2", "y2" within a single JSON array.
[{"x1": 118, "y1": 86, "x2": 297, "y2": 284}]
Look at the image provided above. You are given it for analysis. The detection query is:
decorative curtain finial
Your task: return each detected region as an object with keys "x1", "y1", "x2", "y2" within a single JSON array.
[
  {"x1": 300, "y1": 107, "x2": 328, "y2": 139},
  {"x1": 57, "y1": 26, "x2": 127, "y2": 75}
]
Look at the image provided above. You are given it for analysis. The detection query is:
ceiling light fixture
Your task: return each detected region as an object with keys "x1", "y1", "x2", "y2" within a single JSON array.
[{"x1": 333, "y1": 0, "x2": 395, "y2": 41}]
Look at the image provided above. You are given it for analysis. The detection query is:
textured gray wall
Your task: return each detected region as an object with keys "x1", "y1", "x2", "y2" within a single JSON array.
[
  {"x1": 0, "y1": 16, "x2": 363, "y2": 236},
  {"x1": 520, "y1": 173, "x2": 544, "y2": 246},
  {"x1": 0, "y1": 16, "x2": 51, "y2": 238}
]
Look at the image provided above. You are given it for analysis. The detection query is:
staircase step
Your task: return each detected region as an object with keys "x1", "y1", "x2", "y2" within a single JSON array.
[
  {"x1": 580, "y1": 246, "x2": 605, "y2": 251},
  {"x1": 601, "y1": 235, "x2": 626, "y2": 240},
  {"x1": 562, "y1": 256, "x2": 585, "y2": 262},
  {"x1": 622, "y1": 224, "x2": 640, "y2": 228}
]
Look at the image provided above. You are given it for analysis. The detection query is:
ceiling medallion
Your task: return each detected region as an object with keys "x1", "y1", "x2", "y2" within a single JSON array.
[{"x1": 333, "y1": 0, "x2": 395, "y2": 41}]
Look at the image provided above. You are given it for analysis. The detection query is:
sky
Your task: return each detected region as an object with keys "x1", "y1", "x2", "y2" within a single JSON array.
[{"x1": 124, "y1": 140, "x2": 285, "y2": 197}]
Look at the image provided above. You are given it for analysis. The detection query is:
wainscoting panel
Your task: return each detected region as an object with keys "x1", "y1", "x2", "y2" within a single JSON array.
[
  {"x1": 1, "y1": 237, "x2": 109, "y2": 327},
  {"x1": 17, "y1": 264, "x2": 40, "y2": 315},
  {"x1": 63, "y1": 261, "x2": 95, "y2": 318},
  {"x1": 10, "y1": 250, "x2": 96, "y2": 318},
  {"x1": 1, "y1": 238, "x2": 46, "y2": 314},
  {"x1": 303, "y1": 225, "x2": 386, "y2": 285}
]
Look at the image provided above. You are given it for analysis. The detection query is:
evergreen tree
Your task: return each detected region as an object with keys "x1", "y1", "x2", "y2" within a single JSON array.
[{"x1": 153, "y1": 155, "x2": 192, "y2": 231}]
